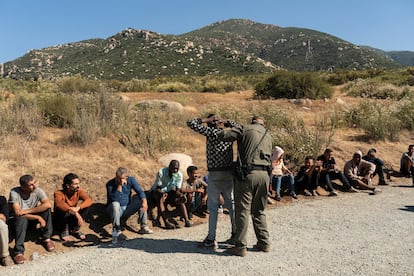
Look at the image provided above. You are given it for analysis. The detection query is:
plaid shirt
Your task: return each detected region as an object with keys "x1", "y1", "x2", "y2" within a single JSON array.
[{"x1": 187, "y1": 118, "x2": 237, "y2": 171}]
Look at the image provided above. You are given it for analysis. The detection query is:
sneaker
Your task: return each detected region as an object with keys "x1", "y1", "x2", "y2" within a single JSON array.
[
  {"x1": 311, "y1": 190, "x2": 318, "y2": 196},
  {"x1": 203, "y1": 237, "x2": 218, "y2": 249},
  {"x1": 152, "y1": 219, "x2": 161, "y2": 227},
  {"x1": 290, "y1": 193, "x2": 298, "y2": 199},
  {"x1": 328, "y1": 191, "x2": 338, "y2": 196},
  {"x1": 225, "y1": 246, "x2": 247, "y2": 257},
  {"x1": 225, "y1": 233, "x2": 237, "y2": 245},
  {"x1": 1, "y1": 256, "x2": 14, "y2": 266},
  {"x1": 193, "y1": 210, "x2": 207, "y2": 218},
  {"x1": 254, "y1": 243, "x2": 270, "y2": 252},
  {"x1": 117, "y1": 231, "x2": 127, "y2": 241},
  {"x1": 267, "y1": 196, "x2": 276, "y2": 205},
  {"x1": 378, "y1": 180, "x2": 388, "y2": 186},
  {"x1": 275, "y1": 195, "x2": 281, "y2": 201},
  {"x1": 169, "y1": 218, "x2": 181, "y2": 229},
  {"x1": 164, "y1": 220, "x2": 176, "y2": 230},
  {"x1": 138, "y1": 226, "x2": 154, "y2": 234},
  {"x1": 218, "y1": 205, "x2": 224, "y2": 213},
  {"x1": 303, "y1": 189, "x2": 312, "y2": 196},
  {"x1": 185, "y1": 220, "x2": 193, "y2": 227},
  {"x1": 372, "y1": 188, "x2": 382, "y2": 195},
  {"x1": 346, "y1": 187, "x2": 358, "y2": 193}
]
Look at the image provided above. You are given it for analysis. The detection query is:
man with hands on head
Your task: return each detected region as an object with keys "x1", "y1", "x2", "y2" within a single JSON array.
[{"x1": 187, "y1": 114, "x2": 238, "y2": 249}]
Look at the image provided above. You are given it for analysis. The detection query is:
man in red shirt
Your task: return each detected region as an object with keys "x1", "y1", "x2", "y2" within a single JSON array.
[{"x1": 54, "y1": 173, "x2": 93, "y2": 241}]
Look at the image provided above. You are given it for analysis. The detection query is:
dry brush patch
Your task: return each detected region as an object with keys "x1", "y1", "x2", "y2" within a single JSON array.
[{"x1": 1, "y1": 89, "x2": 414, "y2": 262}]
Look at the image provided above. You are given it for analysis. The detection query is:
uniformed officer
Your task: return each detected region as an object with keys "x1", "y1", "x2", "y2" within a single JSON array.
[{"x1": 218, "y1": 115, "x2": 273, "y2": 257}]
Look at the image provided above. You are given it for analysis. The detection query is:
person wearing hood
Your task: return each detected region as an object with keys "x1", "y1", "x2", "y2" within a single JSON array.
[
  {"x1": 343, "y1": 151, "x2": 379, "y2": 194},
  {"x1": 270, "y1": 146, "x2": 297, "y2": 200}
]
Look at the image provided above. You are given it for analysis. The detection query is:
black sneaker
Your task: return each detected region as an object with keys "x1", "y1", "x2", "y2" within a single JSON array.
[
  {"x1": 378, "y1": 180, "x2": 388, "y2": 186},
  {"x1": 224, "y1": 233, "x2": 237, "y2": 245},
  {"x1": 185, "y1": 220, "x2": 193, "y2": 227},
  {"x1": 193, "y1": 210, "x2": 207, "y2": 218},
  {"x1": 203, "y1": 237, "x2": 218, "y2": 249}
]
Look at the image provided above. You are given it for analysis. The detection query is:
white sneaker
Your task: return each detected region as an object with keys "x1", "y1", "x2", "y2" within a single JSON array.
[{"x1": 138, "y1": 226, "x2": 154, "y2": 234}]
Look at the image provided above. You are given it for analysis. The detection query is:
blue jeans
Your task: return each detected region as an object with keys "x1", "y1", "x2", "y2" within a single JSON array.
[
  {"x1": 206, "y1": 170, "x2": 236, "y2": 240},
  {"x1": 272, "y1": 174, "x2": 295, "y2": 196},
  {"x1": 322, "y1": 171, "x2": 350, "y2": 191},
  {"x1": 107, "y1": 195, "x2": 148, "y2": 231}
]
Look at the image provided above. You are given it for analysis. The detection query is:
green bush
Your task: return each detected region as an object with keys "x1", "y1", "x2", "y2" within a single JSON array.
[
  {"x1": 322, "y1": 69, "x2": 385, "y2": 85},
  {"x1": 69, "y1": 91, "x2": 127, "y2": 145},
  {"x1": 57, "y1": 75, "x2": 101, "y2": 94},
  {"x1": 116, "y1": 107, "x2": 183, "y2": 156},
  {"x1": 343, "y1": 102, "x2": 401, "y2": 141},
  {"x1": 344, "y1": 78, "x2": 414, "y2": 99},
  {"x1": 155, "y1": 82, "x2": 190, "y2": 92},
  {"x1": 37, "y1": 92, "x2": 76, "y2": 127},
  {"x1": 394, "y1": 97, "x2": 414, "y2": 130},
  {"x1": 254, "y1": 71, "x2": 332, "y2": 100},
  {"x1": 250, "y1": 104, "x2": 335, "y2": 167},
  {"x1": 0, "y1": 96, "x2": 43, "y2": 140}
]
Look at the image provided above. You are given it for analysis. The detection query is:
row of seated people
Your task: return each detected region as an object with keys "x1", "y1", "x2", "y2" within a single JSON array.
[
  {"x1": 0, "y1": 162, "x2": 207, "y2": 266},
  {"x1": 269, "y1": 145, "x2": 414, "y2": 201},
  {"x1": 2, "y1": 145, "x2": 413, "y2": 266}
]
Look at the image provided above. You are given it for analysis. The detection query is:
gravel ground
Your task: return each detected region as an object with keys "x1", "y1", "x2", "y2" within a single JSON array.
[{"x1": 2, "y1": 182, "x2": 414, "y2": 276}]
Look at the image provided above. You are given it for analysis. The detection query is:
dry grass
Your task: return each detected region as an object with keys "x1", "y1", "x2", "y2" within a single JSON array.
[
  {"x1": 2, "y1": 87, "x2": 414, "y2": 258},
  {"x1": 1, "y1": 88, "x2": 413, "y2": 197}
]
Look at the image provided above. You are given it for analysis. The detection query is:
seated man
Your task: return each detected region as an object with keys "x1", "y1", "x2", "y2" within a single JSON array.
[
  {"x1": 271, "y1": 146, "x2": 297, "y2": 200},
  {"x1": 150, "y1": 160, "x2": 189, "y2": 229},
  {"x1": 0, "y1": 195, "x2": 13, "y2": 266},
  {"x1": 295, "y1": 156, "x2": 319, "y2": 196},
  {"x1": 362, "y1": 148, "x2": 387, "y2": 185},
  {"x1": 400, "y1": 144, "x2": 414, "y2": 185},
  {"x1": 181, "y1": 165, "x2": 208, "y2": 219},
  {"x1": 106, "y1": 167, "x2": 153, "y2": 244},
  {"x1": 9, "y1": 174, "x2": 55, "y2": 265},
  {"x1": 317, "y1": 148, "x2": 353, "y2": 195},
  {"x1": 54, "y1": 173, "x2": 93, "y2": 241},
  {"x1": 344, "y1": 151, "x2": 379, "y2": 194}
]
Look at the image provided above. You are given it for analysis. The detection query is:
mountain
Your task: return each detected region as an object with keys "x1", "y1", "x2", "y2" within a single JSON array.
[
  {"x1": 1, "y1": 19, "x2": 403, "y2": 81},
  {"x1": 181, "y1": 19, "x2": 398, "y2": 71},
  {"x1": 386, "y1": 51, "x2": 414, "y2": 66}
]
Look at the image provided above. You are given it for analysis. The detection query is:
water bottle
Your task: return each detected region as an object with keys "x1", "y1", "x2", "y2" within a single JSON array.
[{"x1": 112, "y1": 229, "x2": 118, "y2": 244}]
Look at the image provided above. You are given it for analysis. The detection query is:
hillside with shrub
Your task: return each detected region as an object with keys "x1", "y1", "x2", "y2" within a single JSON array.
[{"x1": 1, "y1": 19, "x2": 406, "y2": 81}]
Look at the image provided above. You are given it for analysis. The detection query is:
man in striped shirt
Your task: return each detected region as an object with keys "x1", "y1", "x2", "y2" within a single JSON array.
[{"x1": 187, "y1": 114, "x2": 238, "y2": 249}]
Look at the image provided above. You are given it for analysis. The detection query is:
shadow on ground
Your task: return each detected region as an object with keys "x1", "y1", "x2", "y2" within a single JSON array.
[{"x1": 399, "y1": 205, "x2": 414, "y2": 213}]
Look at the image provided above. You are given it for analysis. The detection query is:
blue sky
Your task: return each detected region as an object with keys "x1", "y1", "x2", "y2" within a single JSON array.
[{"x1": 1, "y1": 0, "x2": 413, "y2": 63}]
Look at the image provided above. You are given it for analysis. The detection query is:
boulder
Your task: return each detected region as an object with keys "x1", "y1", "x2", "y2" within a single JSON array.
[{"x1": 134, "y1": 99, "x2": 183, "y2": 113}]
